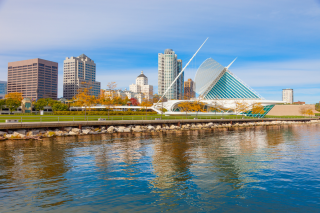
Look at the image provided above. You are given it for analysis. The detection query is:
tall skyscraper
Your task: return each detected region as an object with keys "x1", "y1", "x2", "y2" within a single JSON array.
[
  {"x1": 282, "y1": 89, "x2": 293, "y2": 104},
  {"x1": 158, "y1": 49, "x2": 184, "y2": 100},
  {"x1": 184, "y1": 78, "x2": 195, "y2": 99},
  {"x1": 63, "y1": 54, "x2": 101, "y2": 100},
  {"x1": 7, "y1": 58, "x2": 58, "y2": 100},
  {"x1": 129, "y1": 71, "x2": 153, "y2": 102},
  {"x1": 0, "y1": 81, "x2": 7, "y2": 99}
]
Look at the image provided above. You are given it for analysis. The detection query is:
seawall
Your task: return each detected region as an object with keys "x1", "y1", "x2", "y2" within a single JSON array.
[{"x1": 0, "y1": 118, "x2": 317, "y2": 130}]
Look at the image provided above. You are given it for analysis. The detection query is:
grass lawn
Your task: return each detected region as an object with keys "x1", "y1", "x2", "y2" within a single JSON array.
[
  {"x1": 0, "y1": 114, "x2": 315, "y2": 123},
  {"x1": 0, "y1": 114, "x2": 264, "y2": 123}
]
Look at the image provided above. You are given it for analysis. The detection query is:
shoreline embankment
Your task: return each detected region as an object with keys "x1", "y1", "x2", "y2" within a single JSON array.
[{"x1": 0, "y1": 118, "x2": 319, "y2": 141}]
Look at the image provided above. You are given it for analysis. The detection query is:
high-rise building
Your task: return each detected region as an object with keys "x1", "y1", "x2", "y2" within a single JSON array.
[
  {"x1": 63, "y1": 54, "x2": 101, "y2": 100},
  {"x1": 129, "y1": 71, "x2": 153, "y2": 101},
  {"x1": 282, "y1": 89, "x2": 293, "y2": 104},
  {"x1": 184, "y1": 78, "x2": 195, "y2": 99},
  {"x1": 7, "y1": 58, "x2": 58, "y2": 100},
  {"x1": 158, "y1": 49, "x2": 184, "y2": 100},
  {"x1": 0, "y1": 81, "x2": 7, "y2": 99}
]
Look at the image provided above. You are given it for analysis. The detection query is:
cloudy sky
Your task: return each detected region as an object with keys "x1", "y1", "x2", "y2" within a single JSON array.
[{"x1": 0, "y1": 0, "x2": 319, "y2": 103}]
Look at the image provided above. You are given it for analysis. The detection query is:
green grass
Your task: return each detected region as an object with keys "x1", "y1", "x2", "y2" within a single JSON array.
[{"x1": 0, "y1": 114, "x2": 316, "y2": 123}]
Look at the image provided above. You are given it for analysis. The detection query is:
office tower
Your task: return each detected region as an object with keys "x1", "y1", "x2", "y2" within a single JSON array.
[
  {"x1": 158, "y1": 49, "x2": 183, "y2": 100},
  {"x1": 184, "y1": 78, "x2": 195, "y2": 99},
  {"x1": 7, "y1": 58, "x2": 58, "y2": 100},
  {"x1": 63, "y1": 54, "x2": 101, "y2": 100},
  {"x1": 282, "y1": 89, "x2": 293, "y2": 104},
  {"x1": 129, "y1": 71, "x2": 153, "y2": 101},
  {"x1": 0, "y1": 81, "x2": 7, "y2": 99}
]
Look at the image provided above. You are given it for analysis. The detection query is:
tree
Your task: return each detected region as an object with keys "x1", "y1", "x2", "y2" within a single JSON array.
[
  {"x1": 130, "y1": 98, "x2": 139, "y2": 106},
  {"x1": 6, "y1": 98, "x2": 20, "y2": 113},
  {"x1": 153, "y1": 94, "x2": 160, "y2": 103},
  {"x1": 299, "y1": 106, "x2": 307, "y2": 117},
  {"x1": 178, "y1": 101, "x2": 192, "y2": 119},
  {"x1": 73, "y1": 83, "x2": 96, "y2": 119},
  {"x1": 251, "y1": 103, "x2": 265, "y2": 117},
  {"x1": 52, "y1": 102, "x2": 69, "y2": 111},
  {"x1": 98, "y1": 91, "x2": 114, "y2": 119},
  {"x1": 107, "y1": 82, "x2": 117, "y2": 91},
  {"x1": 140, "y1": 98, "x2": 153, "y2": 119},
  {"x1": 306, "y1": 108, "x2": 314, "y2": 117},
  {"x1": 5, "y1": 92, "x2": 23, "y2": 102},
  {"x1": 191, "y1": 100, "x2": 206, "y2": 119},
  {"x1": 234, "y1": 100, "x2": 250, "y2": 119},
  {"x1": 33, "y1": 98, "x2": 47, "y2": 111},
  {"x1": 0, "y1": 99, "x2": 6, "y2": 112}
]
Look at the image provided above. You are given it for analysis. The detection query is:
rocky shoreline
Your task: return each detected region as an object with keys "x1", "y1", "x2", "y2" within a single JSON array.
[{"x1": 0, "y1": 120, "x2": 319, "y2": 140}]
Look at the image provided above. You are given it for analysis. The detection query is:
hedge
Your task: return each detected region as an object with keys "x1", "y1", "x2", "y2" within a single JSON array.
[
  {"x1": 315, "y1": 113, "x2": 320, "y2": 116},
  {"x1": 53, "y1": 111, "x2": 158, "y2": 115}
]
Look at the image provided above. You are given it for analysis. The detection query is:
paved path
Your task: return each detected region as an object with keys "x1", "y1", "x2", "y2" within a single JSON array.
[{"x1": 0, "y1": 118, "x2": 316, "y2": 130}]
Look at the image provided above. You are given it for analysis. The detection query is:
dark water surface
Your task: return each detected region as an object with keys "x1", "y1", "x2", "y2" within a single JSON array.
[{"x1": 1, "y1": 125, "x2": 320, "y2": 212}]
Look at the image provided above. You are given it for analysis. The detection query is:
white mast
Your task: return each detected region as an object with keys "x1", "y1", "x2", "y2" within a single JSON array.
[{"x1": 157, "y1": 37, "x2": 208, "y2": 103}]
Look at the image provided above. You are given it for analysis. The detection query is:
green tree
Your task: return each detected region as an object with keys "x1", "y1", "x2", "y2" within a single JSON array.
[
  {"x1": 52, "y1": 102, "x2": 69, "y2": 111},
  {"x1": 0, "y1": 99, "x2": 6, "y2": 112},
  {"x1": 6, "y1": 98, "x2": 21, "y2": 113},
  {"x1": 33, "y1": 98, "x2": 47, "y2": 111}
]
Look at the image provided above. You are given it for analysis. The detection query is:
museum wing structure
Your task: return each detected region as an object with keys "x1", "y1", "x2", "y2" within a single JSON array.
[{"x1": 153, "y1": 58, "x2": 284, "y2": 118}]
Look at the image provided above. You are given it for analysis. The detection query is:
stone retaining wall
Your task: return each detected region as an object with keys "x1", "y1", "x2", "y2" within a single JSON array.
[{"x1": 0, "y1": 120, "x2": 319, "y2": 141}]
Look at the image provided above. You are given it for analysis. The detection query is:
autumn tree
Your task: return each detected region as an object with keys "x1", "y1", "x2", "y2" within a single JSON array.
[
  {"x1": 178, "y1": 101, "x2": 192, "y2": 119},
  {"x1": 299, "y1": 106, "x2": 307, "y2": 117},
  {"x1": 191, "y1": 100, "x2": 206, "y2": 119},
  {"x1": 251, "y1": 103, "x2": 265, "y2": 117},
  {"x1": 306, "y1": 108, "x2": 314, "y2": 117},
  {"x1": 5, "y1": 92, "x2": 23, "y2": 113},
  {"x1": 73, "y1": 82, "x2": 96, "y2": 119},
  {"x1": 153, "y1": 94, "x2": 160, "y2": 103},
  {"x1": 234, "y1": 100, "x2": 250, "y2": 119},
  {"x1": 98, "y1": 90, "x2": 114, "y2": 119},
  {"x1": 130, "y1": 98, "x2": 139, "y2": 106},
  {"x1": 140, "y1": 97, "x2": 153, "y2": 119},
  {"x1": 5, "y1": 92, "x2": 23, "y2": 102}
]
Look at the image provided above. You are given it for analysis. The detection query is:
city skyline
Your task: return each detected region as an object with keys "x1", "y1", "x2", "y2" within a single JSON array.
[{"x1": 0, "y1": 0, "x2": 319, "y2": 103}]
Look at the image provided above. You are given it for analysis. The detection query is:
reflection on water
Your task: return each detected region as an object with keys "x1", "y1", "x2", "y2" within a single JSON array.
[{"x1": 1, "y1": 125, "x2": 320, "y2": 212}]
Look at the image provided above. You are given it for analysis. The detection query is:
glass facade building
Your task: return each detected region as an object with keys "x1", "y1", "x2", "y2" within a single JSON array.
[
  {"x1": 158, "y1": 49, "x2": 184, "y2": 100},
  {"x1": 0, "y1": 81, "x2": 7, "y2": 99}
]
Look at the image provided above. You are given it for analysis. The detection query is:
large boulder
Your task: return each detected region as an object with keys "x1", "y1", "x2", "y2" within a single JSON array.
[
  {"x1": 107, "y1": 126, "x2": 115, "y2": 133},
  {"x1": 68, "y1": 131, "x2": 78, "y2": 135},
  {"x1": 82, "y1": 129, "x2": 91, "y2": 134},
  {"x1": 72, "y1": 128, "x2": 81, "y2": 134}
]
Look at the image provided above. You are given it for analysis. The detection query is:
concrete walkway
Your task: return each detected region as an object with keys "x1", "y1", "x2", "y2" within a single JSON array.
[{"x1": 0, "y1": 118, "x2": 317, "y2": 130}]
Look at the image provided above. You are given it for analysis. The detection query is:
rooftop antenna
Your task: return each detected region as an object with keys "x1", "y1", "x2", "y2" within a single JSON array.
[{"x1": 157, "y1": 37, "x2": 208, "y2": 104}]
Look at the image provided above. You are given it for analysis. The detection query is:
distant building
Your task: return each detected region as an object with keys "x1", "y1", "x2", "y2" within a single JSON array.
[
  {"x1": 0, "y1": 81, "x2": 7, "y2": 99},
  {"x1": 63, "y1": 54, "x2": 101, "y2": 100},
  {"x1": 158, "y1": 49, "x2": 184, "y2": 100},
  {"x1": 293, "y1": 101, "x2": 305, "y2": 105},
  {"x1": 8, "y1": 58, "x2": 58, "y2": 100},
  {"x1": 184, "y1": 78, "x2": 195, "y2": 99},
  {"x1": 129, "y1": 71, "x2": 153, "y2": 101},
  {"x1": 282, "y1": 89, "x2": 293, "y2": 104}
]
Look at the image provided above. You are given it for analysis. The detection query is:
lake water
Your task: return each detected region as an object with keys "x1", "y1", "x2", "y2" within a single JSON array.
[{"x1": 1, "y1": 125, "x2": 320, "y2": 212}]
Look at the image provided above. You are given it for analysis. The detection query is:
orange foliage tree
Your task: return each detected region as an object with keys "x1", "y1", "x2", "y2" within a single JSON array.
[
  {"x1": 140, "y1": 97, "x2": 153, "y2": 119},
  {"x1": 251, "y1": 103, "x2": 265, "y2": 116},
  {"x1": 178, "y1": 101, "x2": 192, "y2": 119},
  {"x1": 73, "y1": 82, "x2": 96, "y2": 118}
]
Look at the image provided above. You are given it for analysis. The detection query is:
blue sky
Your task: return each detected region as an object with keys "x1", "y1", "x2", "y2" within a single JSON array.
[{"x1": 0, "y1": 0, "x2": 319, "y2": 103}]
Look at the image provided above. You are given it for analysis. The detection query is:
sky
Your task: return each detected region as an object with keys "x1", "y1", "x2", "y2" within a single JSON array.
[{"x1": 0, "y1": 0, "x2": 319, "y2": 103}]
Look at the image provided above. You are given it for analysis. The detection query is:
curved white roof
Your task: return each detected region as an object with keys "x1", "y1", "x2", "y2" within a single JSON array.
[{"x1": 194, "y1": 58, "x2": 224, "y2": 95}]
